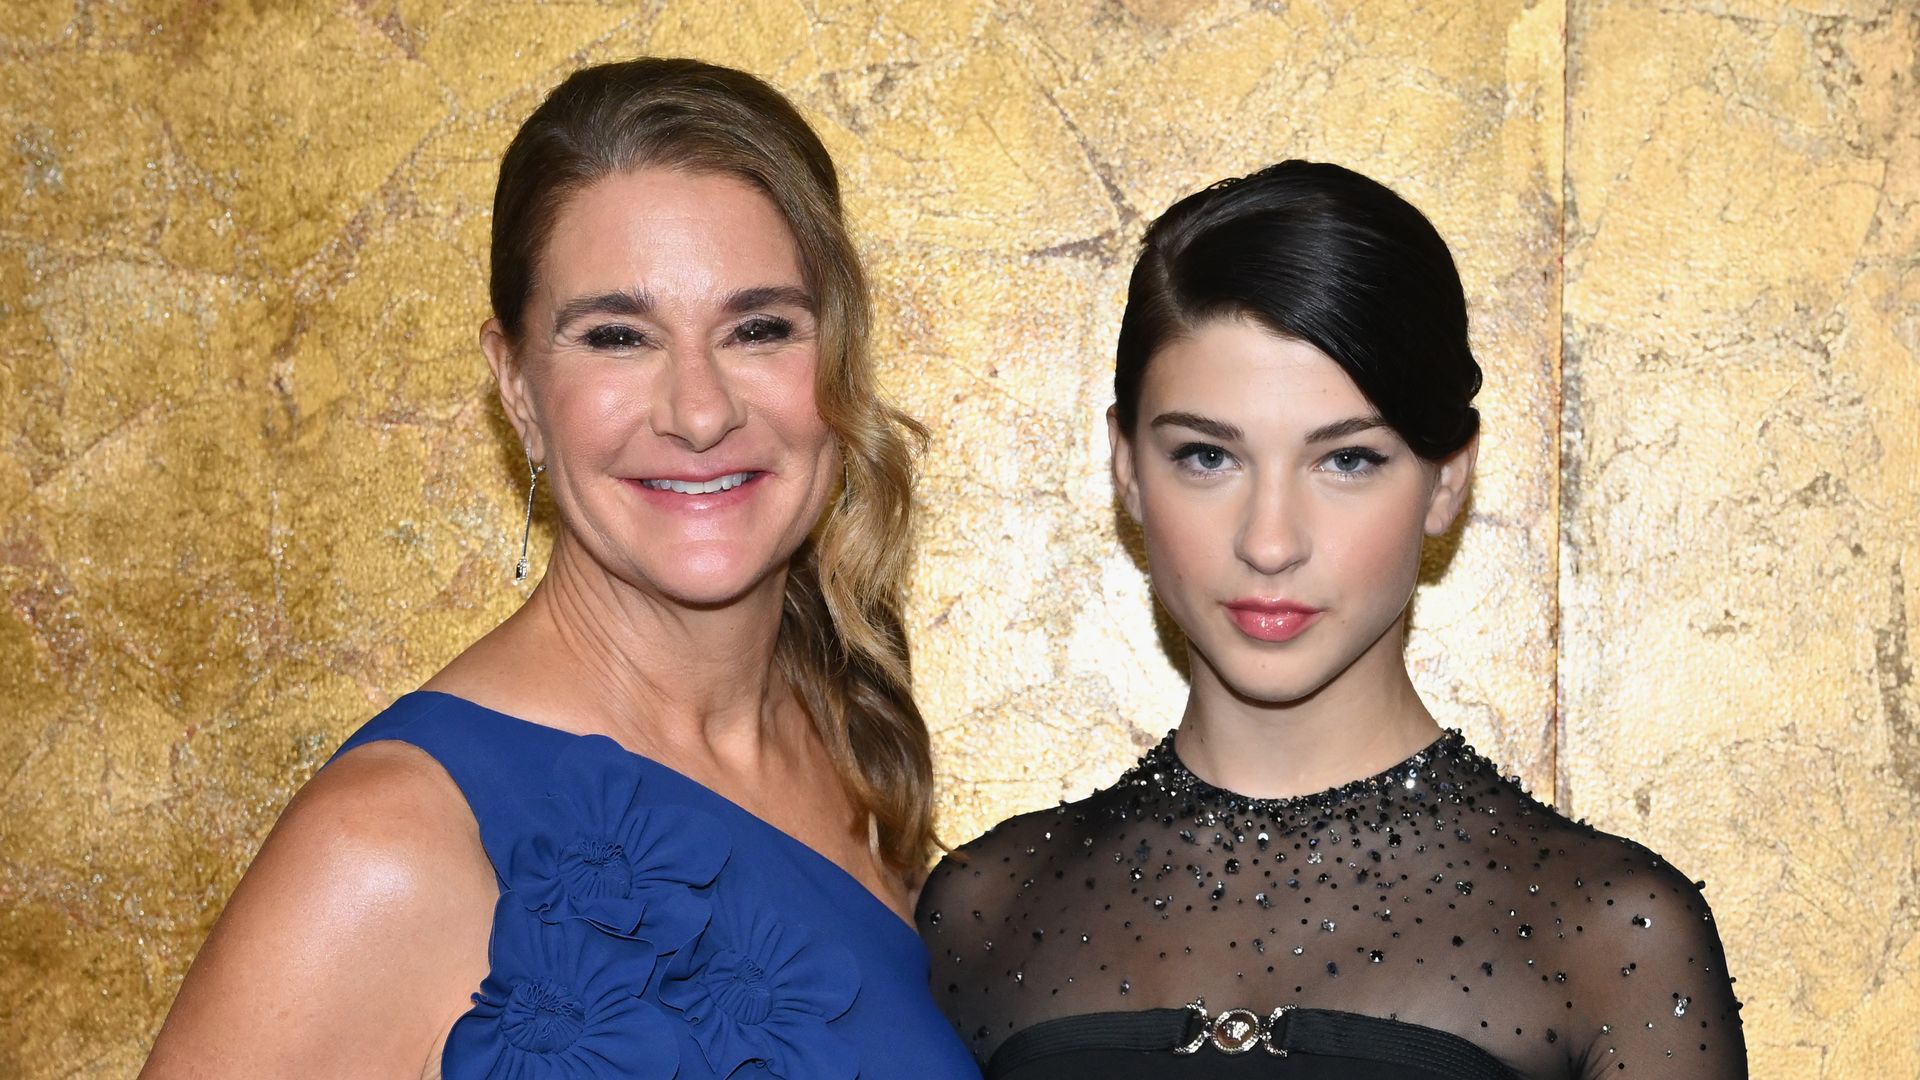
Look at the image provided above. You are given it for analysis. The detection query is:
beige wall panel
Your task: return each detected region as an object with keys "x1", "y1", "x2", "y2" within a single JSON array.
[{"x1": 1562, "y1": 3, "x2": 1919, "y2": 1079}]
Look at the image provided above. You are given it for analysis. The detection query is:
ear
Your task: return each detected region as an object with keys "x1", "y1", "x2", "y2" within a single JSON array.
[
  {"x1": 1107, "y1": 405, "x2": 1143, "y2": 524},
  {"x1": 1423, "y1": 434, "x2": 1478, "y2": 536},
  {"x1": 482, "y1": 318, "x2": 543, "y2": 461}
]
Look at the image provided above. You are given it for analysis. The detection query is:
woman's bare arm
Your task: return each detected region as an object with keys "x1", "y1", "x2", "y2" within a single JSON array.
[{"x1": 141, "y1": 741, "x2": 496, "y2": 1080}]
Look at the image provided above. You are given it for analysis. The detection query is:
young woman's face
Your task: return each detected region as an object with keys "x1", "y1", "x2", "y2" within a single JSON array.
[
  {"x1": 1111, "y1": 318, "x2": 1472, "y2": 705},
  {"x1": 486, "y1": 167, "x2": 839, "y2": 607}
]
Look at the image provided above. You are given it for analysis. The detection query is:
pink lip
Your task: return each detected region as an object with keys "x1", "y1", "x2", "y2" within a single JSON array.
[
  {"x1": 1222, "y1": 599, "x2": 1324, "y2": 643},
  {"x1": 635, "y1": 466, "x2": 764, "y2": 484}
]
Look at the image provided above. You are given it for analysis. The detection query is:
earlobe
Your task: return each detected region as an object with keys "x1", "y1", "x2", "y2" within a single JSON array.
[
  {"x1": 481, "y1": 319, "x2": 542, "y2": 460},
  {"x1": 1107, "y1": 406, "x2": 1143, "y2": 524},
  {"x1": 1423, "y1": 435, "x2": 1478, "y2": 536}
]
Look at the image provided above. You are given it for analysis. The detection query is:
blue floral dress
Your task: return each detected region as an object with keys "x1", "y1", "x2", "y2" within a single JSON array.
[{"x1": 330, "y1": 691, "x2": 980, "y2": 1080}]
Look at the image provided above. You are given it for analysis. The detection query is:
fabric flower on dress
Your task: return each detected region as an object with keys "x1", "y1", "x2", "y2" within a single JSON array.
[
  {"x1": 501, "y1": 734, "x2": 729, "y2": 952},
  {"x1": 445, "y1": 893, "x2": 676, "y2": 1080},
  {"x1": 658, "y1": 886, "x2": 861, "y2": 1080}
]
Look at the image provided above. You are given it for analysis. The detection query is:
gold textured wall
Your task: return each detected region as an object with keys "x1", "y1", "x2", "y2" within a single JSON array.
[{"x1": 0, "y1": 2, "x2": 1912, "y2": 1076}]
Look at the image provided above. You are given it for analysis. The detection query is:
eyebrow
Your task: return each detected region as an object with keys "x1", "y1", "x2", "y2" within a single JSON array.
[
  {"x1": 1150, "y1": 411, "x2": 1243, "y2": 441},
  {"x1": 550, "y1": 284, "x2": 815, "y2": 337},
  {"x1": 1149, "y1": 411, "x2": 1391, "y2": 445},
  {"x1": 723, "y1": 285, "x2": 814, "y2": 315},
  {"x1": 1304, "y1": 415, "x2": 1391, "y2": 443},
  {"x1": 552, "y1": 289, "x2": 651, "y2": 336}
]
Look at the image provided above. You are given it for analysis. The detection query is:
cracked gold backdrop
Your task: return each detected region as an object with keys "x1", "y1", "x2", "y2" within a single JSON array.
[{"x1": 2, "y1": 2, "x2": 1915, "y2": 1076}]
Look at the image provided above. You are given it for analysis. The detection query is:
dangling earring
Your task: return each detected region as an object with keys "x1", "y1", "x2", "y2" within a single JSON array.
[{"x1": 513, "y1": 447, "x2": 546, "y2": 584}]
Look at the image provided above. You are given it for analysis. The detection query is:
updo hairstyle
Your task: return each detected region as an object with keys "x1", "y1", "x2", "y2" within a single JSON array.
[{"x1": 1115, "y1": 159, "x2": 1481, "y2": 460}]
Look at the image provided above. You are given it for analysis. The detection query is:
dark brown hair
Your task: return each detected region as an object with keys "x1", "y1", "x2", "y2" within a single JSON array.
[
  {"x1": 1116, "y1": 160, "x2": 1481, "y2": 459},
  {"x1": 491, "y1": 58, "x2": 935, "y2": 876}
]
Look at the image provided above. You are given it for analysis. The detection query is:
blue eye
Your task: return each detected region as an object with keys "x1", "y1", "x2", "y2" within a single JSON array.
[
  {"x1": 583, "y1": 324, "x2": 647, "y2": 350},
  {"x1": 1323, "y1": 447, "x2": 1388, "y2": 475},
  {"x1": 1171, "y1": 443, "x2": 1235, "y2": 473}
]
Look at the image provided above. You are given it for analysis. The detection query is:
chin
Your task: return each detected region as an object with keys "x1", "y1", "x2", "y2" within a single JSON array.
[
  {"x1": 1194, "y1": 641, "x2": 1348, "y2": 707},
  {"x1": 1220, "y1": 671, "x2": 1339, "y2": 707},
  {"x1": 639, "y1": 544, "x2": 786, "y2": 607}
]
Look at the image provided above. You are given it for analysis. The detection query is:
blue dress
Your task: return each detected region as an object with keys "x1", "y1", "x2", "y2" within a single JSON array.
[{"x1": 331, "y1": 691, "x2": 980, "y2": 1080}]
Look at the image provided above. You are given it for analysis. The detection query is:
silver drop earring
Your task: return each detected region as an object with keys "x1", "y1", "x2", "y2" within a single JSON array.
[{"x1": 513, "y1": 448, "x2": 546, "y2": 584}]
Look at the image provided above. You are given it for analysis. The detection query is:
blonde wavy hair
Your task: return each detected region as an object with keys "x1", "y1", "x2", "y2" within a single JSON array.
[{"x1": 489, "y1": 58, "x2": 935, "y2": 876}]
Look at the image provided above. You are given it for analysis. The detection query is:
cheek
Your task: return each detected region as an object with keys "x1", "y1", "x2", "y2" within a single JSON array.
[
  {"x1": 766, "y1": 394, "x2": 833, "y2": 451},
  {"x1": 737, "y1": 353, "x2": 840, "y2": 543},
  {"x1": 538, "y1": 372, "x2": 647, "y2": 458},
  {"x1": 1137, "y1": 479, "x2": 1224, "y2": 594},
  {"x1": 746, "y1": 354, "x2": 832, "y2": 451},
  {"x1": 1319, "y1": 486, "x2": 1430, "y2": 593}
]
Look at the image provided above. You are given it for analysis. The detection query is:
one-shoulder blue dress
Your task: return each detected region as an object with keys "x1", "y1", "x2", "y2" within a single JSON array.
[{"x1": 331, "y1": 691, "x2": 980, "y2": 1080}]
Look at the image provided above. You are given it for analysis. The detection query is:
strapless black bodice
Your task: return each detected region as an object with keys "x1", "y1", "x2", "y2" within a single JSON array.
[{"x1": 989, "y1": 1004, "x2": 1522, "y2": 1079}]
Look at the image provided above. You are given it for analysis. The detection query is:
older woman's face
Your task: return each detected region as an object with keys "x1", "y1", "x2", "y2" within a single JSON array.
[{"x1": 490, "y1": 167, "x2": 837, "y2": 607}]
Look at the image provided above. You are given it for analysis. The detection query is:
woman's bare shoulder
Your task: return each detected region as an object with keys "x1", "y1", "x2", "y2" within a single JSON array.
[
  {"x1": 141, "y1": 741, "x2": 496, "y2": 1079},
  {"x1": 262, "y1": 739, "x2": 495, "y2": 906}
]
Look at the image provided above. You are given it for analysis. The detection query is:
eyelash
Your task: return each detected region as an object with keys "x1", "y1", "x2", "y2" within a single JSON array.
[
  {"x1": 1170, "y1": 442, "x2": 1235, "y2": 474},
  {"x1": 732, "y1": 316, "x2": 794, "y2": 345},
  {"x1": 582, "y1": 324, "x2": 648, "y2": 350},
  {"x1": 1322, "y1": 447, "x2": 1389, "y2": 476},
  {"x1": 578, "y1": 316, "x2": 796, "y2": 351},
  {"x1": 1167, "y1": 443, "x2": 1390, "y2": 478}
]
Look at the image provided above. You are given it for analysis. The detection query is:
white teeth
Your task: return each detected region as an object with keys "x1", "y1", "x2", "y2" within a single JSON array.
[{"x1": 641, "y1": 471, "x2": 754, "y2": 495}]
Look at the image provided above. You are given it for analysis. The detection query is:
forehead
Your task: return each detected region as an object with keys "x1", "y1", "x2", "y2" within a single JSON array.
[
  {"x1": 1141, "y1": 318, "x2": 1372, "y2": 427},
  {"x1": 538, "y1": 167, "x2": 804, "y2": 300}
]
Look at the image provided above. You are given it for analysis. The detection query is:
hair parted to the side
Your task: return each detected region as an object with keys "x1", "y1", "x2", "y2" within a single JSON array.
[
  {"x1": 489, "y1": 57, "x2": 935, "y2": 877},
  {"x1": 1115, "y1": 160, "x2": 1482, "y2": 460}
]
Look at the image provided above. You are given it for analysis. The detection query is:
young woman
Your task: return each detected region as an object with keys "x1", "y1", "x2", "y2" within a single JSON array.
[
  {"x1": 143, "y1": 59, "x2": 976, "y2": 1080},
  {"x1": 917, "y1": 161, "x2": 1745, "y2": 1079}
]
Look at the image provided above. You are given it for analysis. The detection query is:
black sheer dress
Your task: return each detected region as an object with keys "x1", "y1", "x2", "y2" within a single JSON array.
[{"x1": 917, "y1": 731, "x2": 1745, "y2": 1079}]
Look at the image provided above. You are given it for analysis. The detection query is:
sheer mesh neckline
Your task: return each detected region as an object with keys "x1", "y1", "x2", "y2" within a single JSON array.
[
  {"x1": 918, "y1": 723, "x2": 1747, "y2": 1078},
  {"x1": 1129, "y1": 728, "x2": 1467, "y2": 815}
]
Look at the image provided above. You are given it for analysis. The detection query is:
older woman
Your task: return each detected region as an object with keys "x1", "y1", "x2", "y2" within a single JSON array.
[{"x1": 143, "y1": 59, "x2": 977, "y2": 1080}]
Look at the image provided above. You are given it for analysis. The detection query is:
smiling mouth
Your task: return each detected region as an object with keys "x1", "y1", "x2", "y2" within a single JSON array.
[{"x1": 636, "y1": 471, "x2": 760, "y2": 495}]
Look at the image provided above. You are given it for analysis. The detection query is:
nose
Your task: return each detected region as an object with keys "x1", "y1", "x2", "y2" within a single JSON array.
[
  {"x1": 1236, "y1": 474, "x2": 1309, "y2": 576},
  {"x1": 650, "y1": 346, "x2": 747, "y2": 452}
]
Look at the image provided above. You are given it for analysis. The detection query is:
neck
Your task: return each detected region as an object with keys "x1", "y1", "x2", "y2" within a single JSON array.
[
  {"x1": 1173, "y1": 616, "x2": 1442, "y2": 798},
  {"x1": 501, "y1": 531, "x2": 797, "y2": 761}
]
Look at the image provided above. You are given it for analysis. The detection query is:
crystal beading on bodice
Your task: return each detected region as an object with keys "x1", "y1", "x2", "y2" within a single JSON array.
[{"x1": 918, "y1": 730, "x2": 1746, "y2": 1079}]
